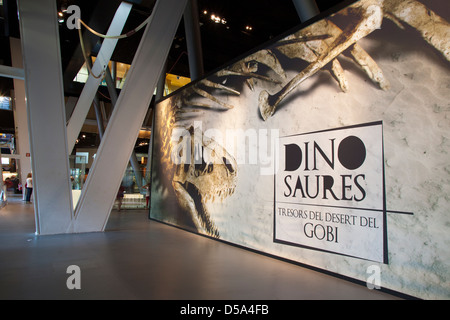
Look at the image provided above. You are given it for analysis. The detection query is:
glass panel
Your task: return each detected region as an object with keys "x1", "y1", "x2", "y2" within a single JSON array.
[
  {"x1": 0, "y1": 133, "x2": 16, "y2": 154},
  {"x1": 1, "y1": 157, "x2": 22, "y2": 205},
  {"x1": 69, "y1": 155, "x2": 86, "y2": 209},
  {"x1": 0, "y1": 97, "x2": 12, "y2": 110},
  {"x1": 113, "y1": 153, "x2": 150, "y2": 210},
  {"x1": 72, "y1": 57, "x2": 191, "y2": 94}
]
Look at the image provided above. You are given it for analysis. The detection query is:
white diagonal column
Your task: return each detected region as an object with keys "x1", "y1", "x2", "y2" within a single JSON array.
[
  {"x1": 72, "y1": 0, "x2": 188, "y2": 232},
  {"x1": 66, "y1": 2, "x2": 132, "y2": 153},
  {"x1": 17, "y1": 0, "x2": 73, "y2": 235},
  {"x1": 0, "y1": 65, "x2": 24, "y2": 80}
]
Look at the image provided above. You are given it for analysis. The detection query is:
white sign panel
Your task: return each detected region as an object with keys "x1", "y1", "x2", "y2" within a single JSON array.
[{"x1": 274, "y1": 122, "x2": 387, "y2": 263}]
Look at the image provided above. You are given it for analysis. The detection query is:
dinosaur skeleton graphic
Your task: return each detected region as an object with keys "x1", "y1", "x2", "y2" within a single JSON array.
[
  {"x1": 153, "y1": 0, "x2": 448, "y2": 238},
  {"x1": 178, "y1": 0, "x2": 449, "y2": 118}
]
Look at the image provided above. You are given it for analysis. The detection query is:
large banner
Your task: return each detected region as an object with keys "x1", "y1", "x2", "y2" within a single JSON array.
[{"x1": 151, "y1": 0, "x2": 449, "y2": 299}]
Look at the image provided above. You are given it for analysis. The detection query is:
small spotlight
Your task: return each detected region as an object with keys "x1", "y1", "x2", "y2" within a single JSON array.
[{"x1": 58, "y1": 11, "x2": 64, "y2": 23}]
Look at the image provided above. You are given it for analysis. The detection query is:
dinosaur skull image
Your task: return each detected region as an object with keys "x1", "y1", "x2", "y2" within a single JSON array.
[{"x1": 171, "y1": 126, "x2": 237, "y2": 237}]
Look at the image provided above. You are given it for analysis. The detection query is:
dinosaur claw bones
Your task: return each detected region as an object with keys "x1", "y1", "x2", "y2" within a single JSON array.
[{"x1": 182, "y1": 0, "x2": 449, "y2": 120}]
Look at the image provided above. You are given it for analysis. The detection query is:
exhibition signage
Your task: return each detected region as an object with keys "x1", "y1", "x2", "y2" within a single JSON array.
[
  {"x1": 274, "y1": 122, "x2": 387, "y2": 263},
  {"x1": 150, "y1": 0, "x2": 449, "y2": 299}
]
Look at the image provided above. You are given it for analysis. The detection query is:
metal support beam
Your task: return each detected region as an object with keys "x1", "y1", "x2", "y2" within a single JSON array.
[
  {"x1": 66, "y1": 2, "x2": 132, "y2": 153},
  {"x1": 87, "y1": 56, "x2": 106, "y2": 139},
  {"x1": 100, "y1": 100, "x2": 108, "y2": 126},
  {"x1": 129, "y1": 152, "x2": 143, "y2": 189},
  {"x1": 156, "y1": 60, "x2": 167, "y2": 101},
  {"x1": 111, "y1": 61, "x2": 117, "y2": 84},
  {"x1": 0, "y1": 65, "x2": 25, "y2": 80},
  {"x1": 18, "y1": 0, "x2": 73, "y2": 235},
  {"x1": 292, "y1": 0, "x2": 320, "y2": 22},
  {"x1": 103, "y1": 64, "x2": 143, "y2": 188},
  {"x1": 183, "y1": 0, "x2": 204, "y2": 81},
  {"x1": 65, "y1": 96, "x2": 78, "y2": 123},
  {"x1": 72, "y1": 0, "x2": 188, "y2": 232},
  {"x1": 93, "y1": 97, "x2": 105, "y2": 139},
  {"x1": 105, "y1": 67, "x2": 118, "y2": 107}
]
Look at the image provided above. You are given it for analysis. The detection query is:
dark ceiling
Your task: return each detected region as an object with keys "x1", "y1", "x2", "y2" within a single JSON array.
[{"x1": 0, "y1": 0, "x2": 350, "y2": 98}]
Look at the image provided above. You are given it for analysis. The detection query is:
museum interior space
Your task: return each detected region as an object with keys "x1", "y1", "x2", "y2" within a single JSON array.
[{"x1": 1, "y1": 0, "x2": 448, "y2": 301}]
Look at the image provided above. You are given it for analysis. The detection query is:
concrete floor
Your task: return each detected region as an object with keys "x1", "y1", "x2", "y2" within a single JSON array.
[{"x1": 0, "y1": 194, "x2": 401, "y2": 300}]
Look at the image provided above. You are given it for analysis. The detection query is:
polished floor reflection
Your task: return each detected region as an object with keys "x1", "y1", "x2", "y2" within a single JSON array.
[{"x1": 0, "y1": 195, "x2": 401, "y2": 300}]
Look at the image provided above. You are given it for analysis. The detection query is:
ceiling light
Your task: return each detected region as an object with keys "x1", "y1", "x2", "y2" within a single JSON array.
[
  {"x1": 211, "y1": 14, "x2": 221, "y2": 23},
  {"x1": 58, "y1": 12, "x2": 64, "y2": 23},
  {"x1": 210, "y1": 13, "x2": 227, "y2": 24}
]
